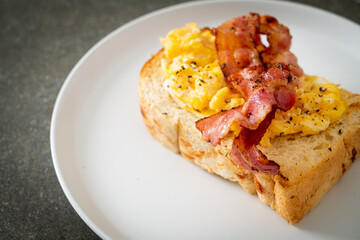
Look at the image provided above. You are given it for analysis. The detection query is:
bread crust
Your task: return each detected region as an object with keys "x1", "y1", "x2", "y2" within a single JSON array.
[{"x1": 138, "y1": 49, "x2": 360, "y2": 223}]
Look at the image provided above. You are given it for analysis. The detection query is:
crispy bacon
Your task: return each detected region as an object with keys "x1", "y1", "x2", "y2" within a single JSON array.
[
  {"x1": 231, "y1": 110, "x2": 279, "y2": 174},
  {"x1": 195, "y1": 13, "x2": 303, "y2": 175},
  {"x1": 259, "y1": 16, "x2": 303, "y2": 77}
]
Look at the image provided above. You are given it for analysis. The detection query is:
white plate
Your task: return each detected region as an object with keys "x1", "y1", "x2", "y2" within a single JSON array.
[{"x1": 50, "y1": 1, "x2": 360, "y2": 239}]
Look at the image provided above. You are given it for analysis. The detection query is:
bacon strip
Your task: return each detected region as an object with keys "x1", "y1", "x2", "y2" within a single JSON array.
[
  {"x1": 195, "y1": 13, "x2": 302, "y2": 175},
  {"x1": 196, "y1": 65, "x2": 297, "y2": 146},
  {"x1": 230, "y1": 110, "x2": 279, "y2": 175},
  {"x1": 260, "y1": 16, "x2": 303, "y2": 77}
]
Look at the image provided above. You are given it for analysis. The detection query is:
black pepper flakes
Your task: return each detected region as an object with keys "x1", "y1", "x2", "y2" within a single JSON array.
[
  {"x1": 286, "y1": 75, "x2": 292, "y2": 82},
  {"x1": 221, "y1": 63, "x2": 226, "y2": 69},
  {"x1": 328, "y1": 147, "x2": 332, "y2": 151},
  {"x1": 182, "y1": 65, "x2": 185, "y2": 70},
  {"x1": 255, "y1": 78, "x2": 261, "y2": 83},
  {"x1": 333, "y1": 107, "x2": 337, "y2": 111},
  {"x1": 162, "y1": 112, "x2": 168, "y2": 115},
  {"x1": 280, "y1": 132, "x2": 284, "y2": 137},
  {"x1": 200, "y1": 79, "x2": 206, "y2": 83},
  {"x1": 316, "y1": 109, "x2": 320, "y2": 112},
  {"x1": 290, "y1": 195, "x2": 295, "y2": 199},
  {"x1": 319, "y1": 87, "x2": 327, "y2": 92},
  {"x1": 290, "y1": 116, "x2": 293, "y2": 121},
  {"x1": 338, "y1": 129, "x2": 342, "y2": 135}
]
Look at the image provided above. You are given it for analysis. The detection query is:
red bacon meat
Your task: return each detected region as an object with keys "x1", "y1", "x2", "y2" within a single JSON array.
[{"x1": 196, "y1": 13, "x2": 303, "y2": 175}]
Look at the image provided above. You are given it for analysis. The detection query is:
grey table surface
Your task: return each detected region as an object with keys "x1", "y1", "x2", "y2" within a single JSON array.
[{"x1": 1, "y1": 0, "x2": 359, "y2": 239}]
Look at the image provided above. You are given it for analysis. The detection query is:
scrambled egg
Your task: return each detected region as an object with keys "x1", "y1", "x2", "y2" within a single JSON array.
[
  {"x1": 161, "y1": 23, "x2": 245, "y2": 116},
  {"x1": 260, "y1": 76, "x2": 346, "y2": 146},
  {"x1": 161, "y1": 23, "x2": 346, "y2": 145}
]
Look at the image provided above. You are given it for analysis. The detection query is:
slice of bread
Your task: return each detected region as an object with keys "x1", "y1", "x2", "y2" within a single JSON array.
[{"x1": 138, "y1": 49, "x2": 360, "y2": 223}]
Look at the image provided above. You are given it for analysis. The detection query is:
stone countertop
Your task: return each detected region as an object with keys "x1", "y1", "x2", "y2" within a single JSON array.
[{"x1": 0, "y1": 0, "x2": 359, "y2": 239}]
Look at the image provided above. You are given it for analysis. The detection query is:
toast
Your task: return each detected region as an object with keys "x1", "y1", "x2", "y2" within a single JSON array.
[{"x1": 139, "y1": 49, "x2": 360, "y2": 224}]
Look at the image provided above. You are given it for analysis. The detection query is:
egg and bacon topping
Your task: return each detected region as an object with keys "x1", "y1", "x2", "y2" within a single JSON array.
[{"x1": 160, "y1": 23, "x2": 346, "y2": 146}]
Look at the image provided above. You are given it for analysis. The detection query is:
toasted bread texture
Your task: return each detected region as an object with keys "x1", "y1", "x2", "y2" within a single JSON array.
[{"x1": 138, "y1": 49, "x2": 360, "y2": 223}]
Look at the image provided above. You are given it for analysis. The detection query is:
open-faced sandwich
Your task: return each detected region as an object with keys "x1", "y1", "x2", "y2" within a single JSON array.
[{"x1": 138, "y1": 13, "x2": 360, "y2": 223}]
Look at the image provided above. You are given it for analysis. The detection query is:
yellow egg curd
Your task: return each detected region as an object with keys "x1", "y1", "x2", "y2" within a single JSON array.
[
  {"x1": 160, "y1": 23, "x2": 245, "y2": 116},
  {"x1": 260, "y1": 76, "x2": 346, "y2": 146}
]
